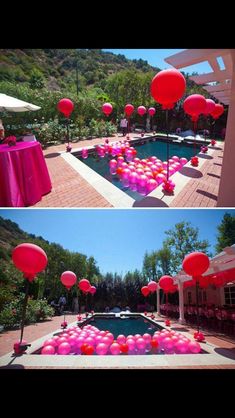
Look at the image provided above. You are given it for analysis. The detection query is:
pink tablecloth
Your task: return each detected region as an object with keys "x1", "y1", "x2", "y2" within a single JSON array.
[{"x1": 0, "y1": 141, "x2": 52, "y2": 207}]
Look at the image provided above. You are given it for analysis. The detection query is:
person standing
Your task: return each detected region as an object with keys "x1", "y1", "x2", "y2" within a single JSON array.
[
  {"x1": 120, "y1": 117, "x2": 128, "y2": 136},
  {"x1": 58, "y1": 295, "x2": 67, "y2": 314}
]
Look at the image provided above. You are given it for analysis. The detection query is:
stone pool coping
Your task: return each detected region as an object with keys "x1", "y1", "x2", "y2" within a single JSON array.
[
  {"x1": 60, "y1": 136, "x2": 216, "y2": 208},
  {"x1": 1, "y1": 313, "x2": 234, "y2": 369}
]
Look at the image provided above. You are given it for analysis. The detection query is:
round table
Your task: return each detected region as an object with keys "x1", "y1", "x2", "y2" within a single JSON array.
[{"x1": 0, "y1": 141, "x2": 52, "y2": 207}]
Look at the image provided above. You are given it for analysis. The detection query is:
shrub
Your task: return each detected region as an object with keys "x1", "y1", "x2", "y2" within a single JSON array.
[{"x1": 0, "y1": 296, "x2": 54, "y2": 329}]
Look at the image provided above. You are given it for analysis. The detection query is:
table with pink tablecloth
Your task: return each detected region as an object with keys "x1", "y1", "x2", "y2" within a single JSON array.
[{"x1": 0, "y1": 141, "x2": 52, "y2": 207}]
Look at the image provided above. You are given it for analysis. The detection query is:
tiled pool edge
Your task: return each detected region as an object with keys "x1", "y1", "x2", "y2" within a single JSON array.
[
  {"x1": 60, "y1": 143, "x2": 216, "y2": 208},
  {"x1": 1, "y1": 315, "x2": 234, "y2": 369}
]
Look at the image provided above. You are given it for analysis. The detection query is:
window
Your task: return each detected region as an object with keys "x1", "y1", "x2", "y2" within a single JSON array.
[{"x1": 224, "y1": 286, "x2": 235, "y2": 306}]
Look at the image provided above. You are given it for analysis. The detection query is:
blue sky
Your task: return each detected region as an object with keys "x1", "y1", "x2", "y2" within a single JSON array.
[
  {"x1": 1, "y1": 209, "x2": 234, "y2": 275},
  {"x1": 102, "y1": 49, "x2": 213, "y2": 75}
]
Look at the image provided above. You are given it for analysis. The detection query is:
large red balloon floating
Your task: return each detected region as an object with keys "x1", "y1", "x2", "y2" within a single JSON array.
[
  {"x1": 182, "y1": 252, "x2": 210, "y2": 278},
  {"x1": 137, "y1": 106, "x2": 146, "y2": 116},
  {"x1": 141, "y1": 286, "x2": 150, "y2": 297},
  {"x1": 12, "y1": 243, "x2": 48, "y2": 353},
  {"x1": 12, "y1": 243, "x2": 48, "y2": 282},
  {"x1": 148, "y1": 107, "x2": 156, "y2": 116},
  {"x1": 183, "y1": 94, "x2": 207, "y2": 122},
  {"x1": 150, "y1": 69, "x2": 186, "y2": 109},
  {"x1": 124, "y1": 104, "x2": 134, "y2": 117},
  {"x1": 89, "y1": 286, "x2": 97, "y2": 295},
  {"x1": 102, "y1": 102, "x2": 113, "y2": 116},
  {"x1": 204, "y1": 99, "x2": 215, "y2": 115},
  {"x1": 57, "y1": 98, "x2": 74, "y2": 118},
  {"x1": 60, "y1": 271, "x2": 77, "y2": 290},
  {"x1": 159, "y1": 275, "x2": 174, "y2": 292},
  {"x1": 182, "y1": 252, "x2": 210, "y2": 333},
  {"x1": 79, "y1": 278, "x2": 91, "y2": 292},
  {"x1": 147, "y1": 281, "x2": 158, "y2": 292},
  {"x1": 210, "y1": 103, "x2": 224, "y2": 119}
]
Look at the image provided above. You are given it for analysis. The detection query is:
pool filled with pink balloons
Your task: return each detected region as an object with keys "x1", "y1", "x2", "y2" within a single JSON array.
[
  {"x1": 38, "y1": 319, "x2": 206, "y2": 356},
  {"x1": 77, "y1": 138, "x2": 200, "y2": 200}
]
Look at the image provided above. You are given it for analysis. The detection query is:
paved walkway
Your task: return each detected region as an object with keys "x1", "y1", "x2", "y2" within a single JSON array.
[
  {"x1": 31, "y1": 136, "x2": 224, "y2": 208},
  {"x1": 170, "y1": 144, "x2": 223, "y2": 207}
]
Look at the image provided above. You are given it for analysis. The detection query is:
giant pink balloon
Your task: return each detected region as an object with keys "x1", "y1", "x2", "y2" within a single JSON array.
[
  {"x1": 60, "y1": 271, "x2": 77, "y2": 289},
  {"x1": 182, "y1": 252, "x2": 210, "y2": 277},
  {"x1": 204, "y1": 99, "x2": 215, "y2": 115},
  {"x1": 89, "y1": 286, "x2": 96, "y2": 294},
  {"x1": 137, "y1": 106, "x2": 146, "y2": 116},
  {"x1": 41, "y1": 345, "x2": 56, "y2": 355},
  {"x1": 148, "y1": 107, "x2": 156, "y2": 116},
  {"x1": 147, "y1": 281, "x2": 158, "y2": 292},
  {"x1": 78, "y1": 279, "x2": 90, "y2": 292},
  {"x1": 12, "y1": 243, "x2": 48, "y2": 282},
  {"x1": 124, "y1": 104, "x2": 134, "y2": 117},
  {"x1": 102, "y1": 102, "x2": 113, "y2": 116},
  {"x1": 183, "y1": 94, "x2": 207, "y2": 122},
  {"x1": 151, "y1": 69, "x2": 186, "y2": 109},
  {"x1": 57, "y1": 98, "x2": 74, "y2": 118}
]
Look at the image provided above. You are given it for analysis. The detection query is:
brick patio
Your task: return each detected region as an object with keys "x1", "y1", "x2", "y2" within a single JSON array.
[{"x1": 31, "y1": 136, "x2": 224, "y2": 208}]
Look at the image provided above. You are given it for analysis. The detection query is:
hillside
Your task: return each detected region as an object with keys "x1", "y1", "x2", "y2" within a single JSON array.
[{"x1": 0, "y1": 49, "x2": 159, "y2": 91}]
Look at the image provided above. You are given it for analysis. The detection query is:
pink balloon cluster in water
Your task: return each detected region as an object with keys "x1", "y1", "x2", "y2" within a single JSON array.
[
  {"x1": 40, "y1": 325, "x2": 201, "y2": 356},
  {"x1": 96, "y1": 140, "x2": 137, "y2": 160},
  {"x1": 110, "y1": 153, "x2": 188, "y2": 196}
]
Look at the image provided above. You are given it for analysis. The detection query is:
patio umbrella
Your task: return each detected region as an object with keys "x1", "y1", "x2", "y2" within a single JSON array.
[{"x1": 0, "y1": 93, "x2": 41, "y2": 112}]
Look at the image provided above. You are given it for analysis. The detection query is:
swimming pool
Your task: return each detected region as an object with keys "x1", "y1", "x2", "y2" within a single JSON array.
[
  {"x1": 77, "y1": 138, "x2": 201, "y2": 200},
  {"x1": 83, "y1": 315, "x2": 163, "y2": 338}
]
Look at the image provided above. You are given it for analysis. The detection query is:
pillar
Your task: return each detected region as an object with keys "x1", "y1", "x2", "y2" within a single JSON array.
[
  {"x1": 156, "y1": 288, "x2": 160, "y2": 316},
  {"x1": 178, "y1": 281, "x2": 185, "y2": 324},
  {"x1": 217, "y1": 49, "x2": 235, "y2": 206}
]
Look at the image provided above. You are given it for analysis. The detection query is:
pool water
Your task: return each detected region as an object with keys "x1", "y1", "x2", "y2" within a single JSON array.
[
  {"x1": 84, "y1": 315, "x2": 163, "y2": 338},
  {"x1": 77, "y1": 138, "x2": 200, "y2": 200}
]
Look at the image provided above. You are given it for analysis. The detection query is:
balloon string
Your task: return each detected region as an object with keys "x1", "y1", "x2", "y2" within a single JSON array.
[
  {"x1": 166, "y1": 109, "x2": 169, "y2": 181},
  {"x1": 195, "y1": 279, "x2": 200, "y2": 333},
  {"x1": 193, "y1": 120, "x2": 197, "y2": 153},
  {"x1": 20, "y1": 280, "x2": 30, "y2": 344}
]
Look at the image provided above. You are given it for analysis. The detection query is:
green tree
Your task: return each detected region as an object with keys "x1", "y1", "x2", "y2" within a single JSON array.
[
  {"x1": 163, "y1": 221, "x2": 210, "y2": 273},
  {"x1": 215, "y1": 213, "x2": 235, "y2": 253},
  {"x1": 156, "y1": 246, "x2": 173, "y2": 277},
  {"x1": 142, "y1": 251, "x2": 158, "y2": 281},
  {"x1": 29, "y1": 69, "x2": 45, "y2": 89}
]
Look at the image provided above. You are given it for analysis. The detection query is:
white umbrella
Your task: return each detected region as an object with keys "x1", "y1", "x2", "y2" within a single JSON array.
[{"x1": 0, "y1": 93, "x2": 41, "y2": 112}]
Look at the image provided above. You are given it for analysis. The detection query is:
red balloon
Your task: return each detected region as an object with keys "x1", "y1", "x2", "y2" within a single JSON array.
[
  {"x1": 182, "y1": 252, "x2": 210, "y2": 277},
  {"x1": 147, "y1": 281, "x2": 158, "y2": 292},
  {"x1": 12, "y1": 243, "x2": 48, "y2": 281},
  {"x1": 150, "y1": 69, "x2": 186, "y2": 109},
  {"x1": 148, "y1": 107, "x2": 156, "y2": 116},
  {"x1": 85, "y1": 345, "x2": 95, "y2": 355},
  {"x1": 120, "y1": 343, "x2": 129, "y2": 353},
  {"x1": 124, "y1": 104, "x2": 134, "y2": 117},
  {"x1": 102, "y1": 102, "x2": 113, "y2": 116},
  {"x1": 78, "y1": 279, "x2": 90, "y2": 292},
  {"x1": 159, "y1": 275, "x2": 174, "y2": 290},
  {"x1": 199, "y1": 276, "x2": 209, "y2": 289},
  {"x1": 137, "y1": 106, "x2": 146, "y2": 116},
  {"x1": 89, "y1": 286, "x2": 96, "y2": 294},
  {"x1": 204, "y1": 99, "x2": 215, "y2": 115},
  {"x1": 210, "y1": 103, "x2": 224, "y2": 119},
  {"x1": 60, "y1": 271, "x2": 77, "y2": 290},
  {"x1": 141, "y1": 286, "x2": 150, "y2": 297},
  {"x1": 167, "y1": 285, "x2": 178, "y2": 294},
  {"x1": 57, "y1": 98, "x2": 74, "y2": 118},
  {"x1": 183, "y1": 94, "x2": 207, "y2": 121}
]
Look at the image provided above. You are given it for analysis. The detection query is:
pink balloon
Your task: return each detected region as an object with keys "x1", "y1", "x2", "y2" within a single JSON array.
[
  {"x1": 148, "y1": 281, "x2": 158, "y2": 292},
  {"x1": 102, "y1": 102, "x2": 113, "y2": 116},
  {"x1": 136, "y1": 338, "x2": 146, "y2": 350},
  {"x1": 148, "y1": 107, "x2": 156, "y2": 116},
  {"x1": 57, "y1": 342, "x2": 71, "y2": 355},
  {"x1": 126, "y1": 338, "x2": 136, "y2": 351},
  {"x1": 96, "y1": 343, "x2": 109, "y2": 355},
  {"x1": 117, "y1": 335, "x2": 126, "y2": 345},
  {"x1": 61, "y1": 271, "x2": 77, "y2": 290},
  {"x1": 137, "y1": 106, "x2": 147, "y2": 116},
  {"x1": 89, "y1": 286, "x2": 96, "y2": 294},
  {"x1": 188, "y1": 341, "x2": 201, "y2": 354},
  {"x1": 110, "y1": 343, "x2": 121, "y2": 355},
  {"x1": 204, "y1": 99, "x2": 215, "y2": 115},
  {"x1": 174, "y1": 340, "x2": 189, "y2": 354},
  {"x1": 79, "y1": 279, "x2": 90, "y2": 292},
  {"x1": 143, "y1": 333, "x2": 152, "y2": 343},
  {"x1": 43, "y1": 338, "x2": 58, "y2": 347},
  {"x1": 41, "y1": 345, "x2": 56, "y2": 355}
]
